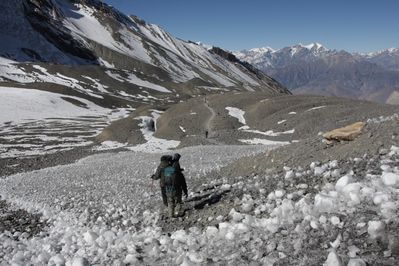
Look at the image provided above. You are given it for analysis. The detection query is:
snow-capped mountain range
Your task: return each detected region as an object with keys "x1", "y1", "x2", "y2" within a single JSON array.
[
  {"x1": 0, "y1": 0, "x2": 288, "y2": 111},
  {"x1": 235, "y1": 43, "x2": 329, "y2": 68},
  {"x1": 361, "y1": 48, "x2": 399, "y2": 72},
  {"x1": 235, "y1": 43, "x2": 399, "y2": 104}
]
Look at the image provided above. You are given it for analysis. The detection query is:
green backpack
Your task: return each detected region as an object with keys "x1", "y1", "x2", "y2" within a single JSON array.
[{"x1": 163, "y1": 166, "x2": 177, "y2": 194}]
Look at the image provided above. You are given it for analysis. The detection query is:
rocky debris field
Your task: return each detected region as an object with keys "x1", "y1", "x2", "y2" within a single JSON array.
[
  {"x1": 0, "y1": 94, "x2": 398, "y2": 265},
  {"x1": 0, "y1": 146, "x2": 96, "y2": 177},
  {"x1": 0, "y1": 115, "x2": 398, "y2": 264},
  {"x1": 215, "y1": 113, "x2": 399, "y2": 179},
  {"x1": 100, "y1": 93, "x2": 399, "y2": 149},
  {"x1": 157, "y1": 116, "x2": 399, "y2": 265},
  {"x1": 160, "y1": 145, "x2": 399, "y2": 265},
  {"x1": 0, "y1": 145, "x2": 271, "y2": 265},
  {"x1": 0, "y1": 197, "x2": 47, "y2": 241}
]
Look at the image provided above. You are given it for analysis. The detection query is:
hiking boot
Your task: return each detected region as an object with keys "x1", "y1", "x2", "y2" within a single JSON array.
[
  {"x1": 168, "y1": 204, "x2": 175, "y2": 218},
  {"x1": 174, "y1": 203, "x2": 184, "y2": 217}
]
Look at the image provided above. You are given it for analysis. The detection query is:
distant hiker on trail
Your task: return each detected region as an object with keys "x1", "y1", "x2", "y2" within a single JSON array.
[
  {"x1": 205, "y1": 130, "x2": 209, "y2": 138},
  {"x1": 151, "y1": 153, "x2": 188, "y2": 218}
]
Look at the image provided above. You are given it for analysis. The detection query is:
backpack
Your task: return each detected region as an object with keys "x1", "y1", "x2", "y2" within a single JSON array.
[{"x1": 163, "y1": 165, "x2": 177, "y2": 195}]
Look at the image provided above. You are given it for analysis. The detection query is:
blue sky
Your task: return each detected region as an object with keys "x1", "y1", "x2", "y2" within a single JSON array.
[{"x1": 104, "y1": 0, "x2": 399, "y2": 53}]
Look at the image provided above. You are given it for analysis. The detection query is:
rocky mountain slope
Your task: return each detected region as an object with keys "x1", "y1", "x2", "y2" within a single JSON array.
[
  {"x1": 0, "y1": 0, "x2": 288, "y2": 161},
  {"x1": 235, "y1": 43, "x2": 399, "y2": 104},
  {"x1": 98, "y1": 92, "x2": 399, "y2": 150},
  {"x1": 362, "y1": 48, "x2": 399, "y2": 72},
  {"x1": 0, "y1": 0, "x2": 288, "y2": 111}
]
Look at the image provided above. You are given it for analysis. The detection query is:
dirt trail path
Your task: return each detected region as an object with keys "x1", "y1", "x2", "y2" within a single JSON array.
[
  {"x1": 203, "y1": 99, "x2": 216, "y2": 135},
  {"x1": 202, "y1": 99, "x2": 222, "y2": 145}
]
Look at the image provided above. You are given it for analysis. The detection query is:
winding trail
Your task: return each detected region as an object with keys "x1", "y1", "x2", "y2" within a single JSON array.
[
  {"x1": 203, "y1": 99, "x2": 216, "y2": 135},
  {"x1": 202, "y1": 98, "x2": 224, "y2": 145}
]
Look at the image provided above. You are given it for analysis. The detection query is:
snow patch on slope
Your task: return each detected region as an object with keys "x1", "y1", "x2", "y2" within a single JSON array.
[
  {"x1": 226, "y1": 106, "x2": 295, "y2": 145},
  {"x1": 128, "y1": 111, "x2": 180, "y2": 152},
  {"x1": 105, "y1": 70, "x2": 171, "y2": 93},
  {"x1": 226, "y1": 107, "x2": 246, "y2": 124},
  {"x1": 239, "y1": 138, "x2": 290, "y2": 146},
  {"x1": 243, "y1": 129, "x2": 295, "y2": 137},
  {"x1": 0, "y1": 87, "x2": 108, "y2": 124}
]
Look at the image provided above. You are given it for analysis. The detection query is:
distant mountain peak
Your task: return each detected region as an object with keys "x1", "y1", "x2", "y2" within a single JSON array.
[
  {"x1": 362, "y1": 47, "x2": 399, "y2": 58},
  {"x1": 299, "y1": 42, "x2": 325, "y2": 50},
  {"x1": 235, "y1": 43, "x2": 330, "y2": 60},
  {"x1": 387, "y1": 47, "x2": 399, "y2": 53},
  {"x1": 249, "y1": 47, "x2": 275, "y2": 54}
]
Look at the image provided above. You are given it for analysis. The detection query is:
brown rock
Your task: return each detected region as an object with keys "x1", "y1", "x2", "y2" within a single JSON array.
[{"x1": 323, "y1": 122, "x2": 366, "y2": 141}]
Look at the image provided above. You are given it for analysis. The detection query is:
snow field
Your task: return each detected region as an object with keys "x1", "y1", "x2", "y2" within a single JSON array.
[
  {"x1": 0, "y1": 145, "x2": 271, "y2": 265},
  {"x1": 0, "y1": 112, "x2": 132, "y2": 159},
  {"x1": 0, "y1": 87, "x2": 109, "y2": 125},
  {"x1": 1, "y1": 144, "x2": 397, "y2": 264},
  {"x1": 225, "y1": 106, "x2": 246, "y2": 125},
  {"x1": 0, "y1": 87, "x2": 133, "y2": 158},
  {"x1": 225, "y1": 106, "x2": 296, "y2": 145}
]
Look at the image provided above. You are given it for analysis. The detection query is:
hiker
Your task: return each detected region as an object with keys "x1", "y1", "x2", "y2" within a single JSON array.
[
  {"x1": 151, "y1": 155, "x2": 172, "y2": 208},
  {"x1": 151, "y1": 153, "x2": 187, "y2": 218},
  {"x1": 205, "y1": 130, "x2": 209, "y2": 138},
  {"x1": 171, "y1": 153, "x2": 188, "y2": 216}
]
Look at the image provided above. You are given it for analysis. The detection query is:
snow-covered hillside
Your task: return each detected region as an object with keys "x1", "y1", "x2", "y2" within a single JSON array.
[
  {"x1": 0, "y1": 0, "x2": 287, "y2": 106},
  {"x1": 0, "y1": 86, "x2": 132, "y2": 158},
  {"x1": 0, "y1": 87, "x2": 109, "y2": 124},
  {"x1": 0, "y1": 0, "x2": 288, "y2": 160}
]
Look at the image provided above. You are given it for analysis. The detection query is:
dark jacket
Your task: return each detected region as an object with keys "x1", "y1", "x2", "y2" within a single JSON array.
[
  {"x1": 172, "y1": 161, "x2": 188, "y2": 196},
  {"x1": 151, "y1": 156, "x2": 187, "y2": 196},
  {"x1": 152, "y1": 159, "x2": 170, "y2": 186}
]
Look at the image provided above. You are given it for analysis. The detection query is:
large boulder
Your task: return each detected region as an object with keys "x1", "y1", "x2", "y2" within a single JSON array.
[{"x1": 323, "y1": 122, "x2": 366, "y2": 141}]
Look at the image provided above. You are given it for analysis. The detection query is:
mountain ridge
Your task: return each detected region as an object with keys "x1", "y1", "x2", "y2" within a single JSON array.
[
  {"x1": 0, "y1": 0, "x2": 289, "y2": 111},
  {"x1": 235, "y1": 43, "x2": 399, "y2": 104}
]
